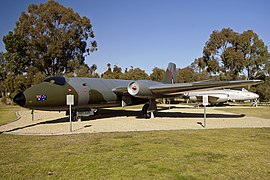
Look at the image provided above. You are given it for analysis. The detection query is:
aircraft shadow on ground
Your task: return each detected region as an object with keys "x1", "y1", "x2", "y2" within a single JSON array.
[
  {"x1": 0, "y1": 108, "x2": 245, "y2": 134},
  {"x1": 43, "y1": 108, "x2": 245, "y2": 124}
]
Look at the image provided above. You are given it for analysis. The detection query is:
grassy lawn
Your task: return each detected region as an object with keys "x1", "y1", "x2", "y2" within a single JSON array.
[
  {"x1": 0, "y1": 103, "x2": 20, "y2": 125},
  {"x1": 217, "y1": 107, "x2": 270, "y2": 119},
  {"x1": 1, "y1": 128, "x2": 270, "y2": 179}
]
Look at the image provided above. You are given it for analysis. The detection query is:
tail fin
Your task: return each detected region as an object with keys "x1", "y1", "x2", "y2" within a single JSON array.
[{"x1": 162, "y1": 63, "x2": 177, "y2": 84}]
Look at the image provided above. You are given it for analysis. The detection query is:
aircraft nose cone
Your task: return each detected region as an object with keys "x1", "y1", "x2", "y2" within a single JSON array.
[
  {"x1": 252, "y1": 93, "x2": 259, "y2": 99},
  {"x1": 13, "y1": 92, "x2": 26, "y2": 107}
]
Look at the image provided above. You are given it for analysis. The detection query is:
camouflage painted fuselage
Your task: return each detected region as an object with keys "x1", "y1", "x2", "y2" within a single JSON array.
[{"x1": 22, "y1": 77, "x2": 145, "y2": 111}]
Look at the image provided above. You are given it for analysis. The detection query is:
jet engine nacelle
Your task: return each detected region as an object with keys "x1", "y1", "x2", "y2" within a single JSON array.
[
  {"x1": 190, "y1": 94, "x2": 229, "y2": 103},
  {"x1": 189, "y1": 96, "x2": 199, "y2": 102},
  {"x1": 127, "y1": 80, "x2": 153, "y2": 99},
  {"x1": 214, "y1": 94, "x2": 229, "y2": 103}
]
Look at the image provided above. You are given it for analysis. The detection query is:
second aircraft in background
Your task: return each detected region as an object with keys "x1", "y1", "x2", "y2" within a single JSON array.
[{"x1": 185, "y1": 88, "x2": 259, "y2": 106}]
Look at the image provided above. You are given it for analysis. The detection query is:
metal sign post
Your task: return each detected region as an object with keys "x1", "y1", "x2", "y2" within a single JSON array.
[
  {"x1": 204, "y1": 106, "x2": 206, "y2": 128},
  {"x1": 202, "y1": 95, "x2": 208, "y2": 128},
  {"x1": 66, "y1": 94, "x2": 74, "y2": 132},
  {"x1": 31, "y1": 109, "x2": 34, "y2": 121}
]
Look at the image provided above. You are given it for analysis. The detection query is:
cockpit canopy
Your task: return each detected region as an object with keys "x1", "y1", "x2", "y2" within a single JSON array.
[{"x1": 44, "y1": 76, "x2": 66, "y2": 86}]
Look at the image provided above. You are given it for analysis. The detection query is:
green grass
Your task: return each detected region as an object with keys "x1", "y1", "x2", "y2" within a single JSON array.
[
  {"x1": 1, "y1": 128, "x2": 270, "y2": 179},
  {"x1": 218, "y1": 107, "x2": 270, "y2": 119},
  {"x1": 0, "y1": 103, "x2": 19, "y2": 125}
]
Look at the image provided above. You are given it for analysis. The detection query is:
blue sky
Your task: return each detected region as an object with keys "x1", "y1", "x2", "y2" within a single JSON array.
[{"x1": 0, "y1": 0, "x2": 269, "y2": 74}]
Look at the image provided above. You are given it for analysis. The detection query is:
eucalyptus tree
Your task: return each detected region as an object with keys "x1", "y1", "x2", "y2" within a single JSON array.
[
  {"x1": 202, "y1": 28, "x2": 268, "y2": 80},
  {"x1": 3, "y1": 0, "x2": 97, "y2": 76}
]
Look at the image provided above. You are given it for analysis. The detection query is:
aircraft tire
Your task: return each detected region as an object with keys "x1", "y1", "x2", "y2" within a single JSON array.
[
  {"x1": 142, "y1": 104, "x2": 150, "y2": 118},
  {"x1": 93, "y1": 109, "x2": 99, "y2": 115},
  {"x1": 76, "y1": 116, "x2": 83, "y2": 121}
]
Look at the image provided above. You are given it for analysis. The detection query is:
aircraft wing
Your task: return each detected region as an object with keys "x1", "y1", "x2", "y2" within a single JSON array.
[
  {"x1": 126, "y1": 79, "x2": 262, "y2": 99},
  {"x1": 150, "y1": 80, "x2": 262, "y2": 97}
]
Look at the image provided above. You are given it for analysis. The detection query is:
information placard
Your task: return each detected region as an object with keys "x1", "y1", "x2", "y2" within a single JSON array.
[
  {"x1": 66, "y1": 94, "x2": 74, "y2": 105},
  {"x1": 202, "y1": 95, "x2": 208, "y2": 106}
]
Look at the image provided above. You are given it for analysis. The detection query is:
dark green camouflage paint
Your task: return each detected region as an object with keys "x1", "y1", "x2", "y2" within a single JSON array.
[
  {"x1": 24, "y1": 81, "x2": 79, "y2": 111},
  {"x1": 88, "y1": 89, "x2": 106, "y2": 104}
]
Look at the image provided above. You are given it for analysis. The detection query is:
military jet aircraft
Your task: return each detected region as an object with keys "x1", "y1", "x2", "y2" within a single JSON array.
[
  {"x1": 185, "y1": 88, "x2": 259, "y2": 105},
  {"x1": 13, "y1": 63, "x2": 262, "y2": 119}
]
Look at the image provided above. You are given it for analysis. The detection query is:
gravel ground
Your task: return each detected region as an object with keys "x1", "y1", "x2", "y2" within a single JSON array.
[{"x1": 0, "y1": 104, "x2": 269, "y2": 135}]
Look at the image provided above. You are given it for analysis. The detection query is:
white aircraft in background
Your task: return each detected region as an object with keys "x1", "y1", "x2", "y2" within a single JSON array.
[{"x1": 185, "y1": 88, "x2": 259, "y2": 105}]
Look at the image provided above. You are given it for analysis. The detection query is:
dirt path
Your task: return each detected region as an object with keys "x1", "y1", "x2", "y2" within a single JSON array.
[{"x1": 0, "y1": 104, "x2": 269, "y2": 135}]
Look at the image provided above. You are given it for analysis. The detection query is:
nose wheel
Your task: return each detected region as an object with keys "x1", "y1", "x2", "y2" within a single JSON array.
[
  {"x1": 74, "y1": 116, "x2": 82, "y2": 121},
  {"x1": 252, "y1": 99, "x2": 258, "y2": 107},
  {"x1": 67, "y1": 109, "x2": 99, "y2": 121}
]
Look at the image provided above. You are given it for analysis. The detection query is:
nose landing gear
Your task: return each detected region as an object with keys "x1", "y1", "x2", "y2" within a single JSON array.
[{"x1": 66, "y1": 109, "x2": 99, "y2": 121}]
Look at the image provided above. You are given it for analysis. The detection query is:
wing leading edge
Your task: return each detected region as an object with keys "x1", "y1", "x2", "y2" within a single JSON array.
[{"x1": 149, "y1": 80, "x2": 262, "y2": 97}]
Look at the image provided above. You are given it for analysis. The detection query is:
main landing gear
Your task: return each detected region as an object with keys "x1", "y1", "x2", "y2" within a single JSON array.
[{"x1": 142, "y1": 99, "x2": 157, "y2": 118}]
